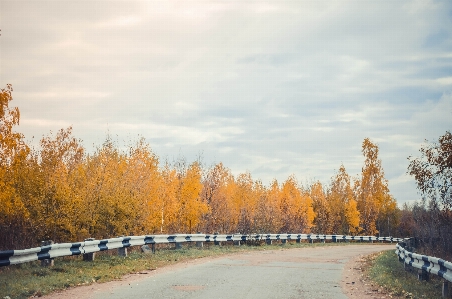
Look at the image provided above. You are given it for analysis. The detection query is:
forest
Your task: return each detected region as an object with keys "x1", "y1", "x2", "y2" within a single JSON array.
[{"x1": 1, "y1": 84, "x2": 450, "y2": 259}]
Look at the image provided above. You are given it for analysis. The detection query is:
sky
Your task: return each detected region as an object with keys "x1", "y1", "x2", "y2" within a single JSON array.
[{"x1": 1, "y1": 0, "x2": 452, "y2": 206}]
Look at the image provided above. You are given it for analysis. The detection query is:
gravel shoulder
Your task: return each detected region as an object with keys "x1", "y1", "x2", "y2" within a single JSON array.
[{"x1": 341, "y1": 250, "x2": 394, "y2": 299}]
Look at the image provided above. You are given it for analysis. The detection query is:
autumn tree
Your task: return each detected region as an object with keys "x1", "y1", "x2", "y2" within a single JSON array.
[
  {"x1": 201, "y1": 163, "x2": 235, "y2": 233},
  {"x1": 355, "y1": 138, "x2": 396, "y2": 235},
  {"x1": 35, "y1": 127, "x2": 85, "y2": 241},
  {"x1": 80, "y1": 138, "x2": 120, "y2": 238},
  {"x1": 208, "y1": 172, "x2": 240, "y2": 233},
  {"x1": 408, "y1": 131, "x2": 452, "y2": 211},
  {"x1": 233, "y1": 172, "x2": 258, "y2": 233},
  {"x1": 407, "y1": 131, "x2": 452, "y2": 256},
  {"x1": 279, "y1": 176, "x2": 314, "y2": 233},
  {"x1": 158, "y1": 162, "x2": 180, "y2": 233},
  {"x1": 0, "y1": 84, "x2": 32, "y2": 248},
  {"x1": 311, "y1": 181, "x2": 332, "y2": 234},
  {"x1": 176, "y1": 161, "x2": 208, "y2": 233},
  {"x1": 253, "y1": 180, "x2": 282, "y2": 233},
  {"x1": 328, "y1": 165, "x2": 360, "y2": 235},
  {"x1": 123, "y1": 138, "x2": 161, "y2": 235},
  {"x1": 78, "y1": 137, "x2": 162, "y2": 238}
]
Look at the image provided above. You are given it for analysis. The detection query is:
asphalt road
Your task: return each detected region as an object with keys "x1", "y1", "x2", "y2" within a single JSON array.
[{"x1": 82, "y1": 244, "x2": 393, "y2": 299}]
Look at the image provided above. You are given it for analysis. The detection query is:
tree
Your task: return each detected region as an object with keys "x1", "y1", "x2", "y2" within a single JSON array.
[
  {"x1": 0, "y1": 84, "x2": 32, "y2": 248},
  {"x1": 125, "y1": 138, "x2": 161, "y2": 235},
  {"x1": 200, "y1": 162, "x2": 231, "y2": 233},
  {"x1": 37, "y1": 127, "x2": 85, "y2": 241},
  {"x1": 408, "y1": 131, "x2": 452, "y2": 211},
  {"x1": 234, "y1": 172, "x2": 259, "y2": 233},
  {"x1": 158, "y1": 162, "x2": 179, "y2": 233},
  {"x1": 279, "y1": 176, "x2": 314, "y2": 233},
  {"x1": 328, "y1": 165, "x2": 360, "y2": 234},
  {"x1": 253, "y1": 180, "x2": 282, "y2": 233},
  {"x1": 311, "y1": 181, "x2": 332, "y2": 234},
  {"x1": 355, "y1": 138, "x2": 395, "y2": 235},
  {"x1": 407, "y1": 131, "x2": 452, "y2": 255},
  {"x1": 176, "y1": 161, "x2": 208, "y2": 233}
]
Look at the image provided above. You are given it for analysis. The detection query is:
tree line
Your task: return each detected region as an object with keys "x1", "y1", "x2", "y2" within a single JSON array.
[{"x1": 1, "y1": 84, "x2": 400, "y2": 249}]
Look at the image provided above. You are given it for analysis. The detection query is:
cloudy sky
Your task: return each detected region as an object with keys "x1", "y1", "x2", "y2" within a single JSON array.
[{"x1": 1, "y1": 1, "x2": 451, "y2": 205}]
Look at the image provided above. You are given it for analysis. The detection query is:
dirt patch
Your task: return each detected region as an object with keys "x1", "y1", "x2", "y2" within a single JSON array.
[
  {"x1": 341, "y1": 252, "x2": 400, "y2": 299},
  {"x1": 172, "y1": 285, "x2": 205, "y2": 291}
]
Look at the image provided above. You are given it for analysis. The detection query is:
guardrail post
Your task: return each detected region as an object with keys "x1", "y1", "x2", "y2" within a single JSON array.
[
  {"x1": 281, "y1": 239, "x2": 287, "y2": 245},
  {"x1": 214, "y1": 232, "x2": 220, "y2": 246},
  {"x1": 40, "y1": 240, "x2": 54, "y2": 267},
  {"x1": 175, "y1": 242, "x2": 182, "y2": 249},
  {"x1": 404, "y1": 262, "x2": 410, "y2": 272},
  {"x1": 442, "y1": 281, "x2": 449, "y2": 298},
  {"x1": 141, "y1": 244, "x2": 154, "y2": 254},
  {"x1": 118, "y1": 247, "x2": 127, "y2": 256},
  {"x1": 232, "y1": 232, "x2": 241, "y2": 246},
  {"x1": 83, "y1": 238, "x2": 95, "y2": 261},
  {"x1": 266, "y1": 239, "x2": 272, "y2": 245},
  {"x1": 196, "y1": 232, "x2": 203, "y2": 248},
  {"x1": 417, "y1": 269, "x2": 429, "y2": 281},
  {"x1": 117, "y1": 236, "x2": 127, "y2": 257}
]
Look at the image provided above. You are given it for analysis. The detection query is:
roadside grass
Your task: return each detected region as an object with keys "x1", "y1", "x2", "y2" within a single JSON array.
[
  {"x1": 1, "y1": 241, "x2": 374, "y2": 299},
  {"x1": 367, "y1": 250, "x2": 446, "y2": 299}
]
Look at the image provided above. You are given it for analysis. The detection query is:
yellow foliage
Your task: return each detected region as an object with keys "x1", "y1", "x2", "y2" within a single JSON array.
[
  {"x1": 279, "y1": 176, "x2": 314, "y2": 232},
  {"x1": 311, "y1": 181, "x2": 331, "y2": 234},
  {"x1": 329, "y1": 165, "x2": 360, "y2": 235},
  {"x1": 159, "y1": 164, "x2": 179, "y2": 233},
  {"x1": 0, "y1": 84, "x2": 31, "y2": 248},
  {"x1": 177, "y1": 162, "x2": 208, "y2": 233},
  {"x1": 0, "y1": 86, "x2": 400, "y2": 249},
  {"x1": 345, "y1": 198, "x2": 360, "y2": 234},
  {"x1": 355, "y1": 138, "x2": 394, "y2": 235}
]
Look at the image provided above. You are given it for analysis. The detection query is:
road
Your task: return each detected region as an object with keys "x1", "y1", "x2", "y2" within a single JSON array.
[{"x1": 46, "y1": 244, "x2": 394, "y2": 299}]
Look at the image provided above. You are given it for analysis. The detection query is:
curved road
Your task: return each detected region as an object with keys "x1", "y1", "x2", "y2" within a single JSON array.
[{"x1": 51, "y1": 244, "x2": 394, "y2": 299}]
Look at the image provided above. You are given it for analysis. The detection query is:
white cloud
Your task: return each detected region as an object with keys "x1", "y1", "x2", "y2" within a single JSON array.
[
  {"x1": 1, "y1": 0, "x2": 452, "y2": 205},
  {"x1": 437, "y1": 77, "x2": 452, "y2": 85},
  {"x1": 96, "y1": 15, "x2": 142, "y2": 28}
]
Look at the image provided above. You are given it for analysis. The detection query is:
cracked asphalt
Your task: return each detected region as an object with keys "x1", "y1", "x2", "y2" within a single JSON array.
[{"x1": 86, "y1": 244, "x2": 393, "y2": 299}]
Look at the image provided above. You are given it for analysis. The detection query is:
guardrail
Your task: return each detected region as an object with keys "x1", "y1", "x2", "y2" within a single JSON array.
[
  {"x1": 0, "y1": 233, "x2": 402, "y2": 267},
  {"x1": 396, "y1": 241, "x2": 452, "y2": 297},
  {"x1": 5, "y1": 234, "x2": 451, "y2": 296}
]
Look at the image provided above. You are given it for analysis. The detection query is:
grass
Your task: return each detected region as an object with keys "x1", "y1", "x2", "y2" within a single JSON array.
[
  {"x1": 0, "y1": 241, "x2": 363, "y2": 299},
  {"x1": 367, "y1": 250, "x2": 447, "y2": 299}
]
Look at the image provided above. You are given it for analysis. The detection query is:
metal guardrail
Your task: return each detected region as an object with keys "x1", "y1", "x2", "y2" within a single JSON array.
[
  {"x1": 396, "y1": 243, "x2": 452, "y2": 282},
  {"x1": 0, "y1": 233, "x2": 402, "y2": 267}
]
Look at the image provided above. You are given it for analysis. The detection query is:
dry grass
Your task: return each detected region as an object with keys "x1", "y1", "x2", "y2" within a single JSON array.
[{"x1": 367, "y1": 250, "x2": 447, "y2": 299}]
